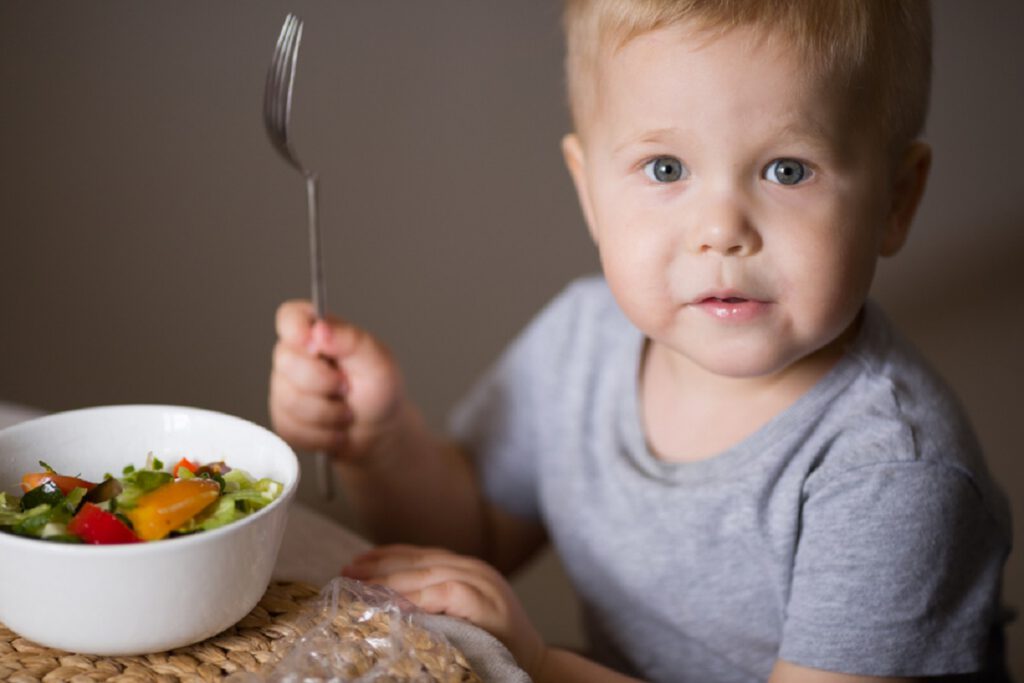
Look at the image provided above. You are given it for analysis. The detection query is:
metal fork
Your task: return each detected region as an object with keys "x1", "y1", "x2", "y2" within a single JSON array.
[{"x1": 264, "y1": 13, "x2": 334, "y2": 500}]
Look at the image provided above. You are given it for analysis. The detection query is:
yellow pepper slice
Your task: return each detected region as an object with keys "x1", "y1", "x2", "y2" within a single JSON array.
[{"x1": 125, "y1": 478, "x2": 221, "y2": 541}]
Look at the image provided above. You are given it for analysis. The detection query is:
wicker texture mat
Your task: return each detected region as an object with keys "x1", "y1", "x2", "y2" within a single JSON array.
[
  {"x1": 0, "y1": 581, "x2": 481, "y2": 682},
  {"x1": 0, "y1": 582, "x2": 319, "y2": 682}
]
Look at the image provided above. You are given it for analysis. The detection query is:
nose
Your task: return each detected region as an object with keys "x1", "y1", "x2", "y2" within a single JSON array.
[{"x1": 683, "y1": 192, "x2": 761, "y2": 257}]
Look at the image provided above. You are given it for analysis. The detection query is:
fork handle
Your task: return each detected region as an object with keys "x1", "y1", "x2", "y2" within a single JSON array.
[
  {"x1": 316, "y1": 450, "x2": 335, "y2": 500},
  {"x1": 315, "y1": 358, "x2": 336, "y2": 502},
  {"x1": 304, "y1": 172, "x2": 334, "y2": 501},
  {"x1": 306, "y1": 173, "x2": 327, "y2": 319}
]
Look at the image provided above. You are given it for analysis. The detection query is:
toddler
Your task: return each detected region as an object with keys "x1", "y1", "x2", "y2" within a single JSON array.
[{"x1": 269, "y1": 1, "x2": 1012, "y2": 681}]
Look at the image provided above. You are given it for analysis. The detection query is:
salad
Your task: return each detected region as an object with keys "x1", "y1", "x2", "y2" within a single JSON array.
[{"x1": 0, "y1": 454, "x2": 283, "y2": 544}]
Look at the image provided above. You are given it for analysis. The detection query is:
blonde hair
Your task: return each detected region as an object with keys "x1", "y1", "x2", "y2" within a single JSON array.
[{"x1": 563, "y1": 0, "x2": 932, "y2": 151}]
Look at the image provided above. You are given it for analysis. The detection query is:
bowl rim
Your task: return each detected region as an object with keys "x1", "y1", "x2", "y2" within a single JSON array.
[{"x1": 0, "y1": 403, "x2": 300, "y2": 556}]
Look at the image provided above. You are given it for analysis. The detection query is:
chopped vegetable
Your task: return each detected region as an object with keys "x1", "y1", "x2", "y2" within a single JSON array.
[
  {"x1": 0, "y1": 492, "x2": 19, "y2": 527},
  {"x1": 20, "y1": 471, "x2": 96, "y2": 496},
  {"x1": 172, "y1": 457, "x2": 199, "y2": 478},
  {"x1": 83, "y1": 477, "x2": 123, "y2": 505},
  {"x1": 196, "y1": 461, "x2": 231, "y2": 477},
  {"x1": 115, "y1": 469, "x2": 174, "y2": 510},
  {"x1": 1, "y1": 456, "x2": 283, "y2": 544},
  {"x1": 124, "y1": 478, "x2": 221, "y2": 541},
  {"x1": 20, "y1": 480, "x2": 65, "y2": 511},
  {"x1": 67, "y1": 502, "x2": 139, "y2": 544}
]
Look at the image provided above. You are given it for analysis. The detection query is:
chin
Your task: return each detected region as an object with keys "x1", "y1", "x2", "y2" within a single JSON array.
[{"x1": 690, "y1": 344, "x2": 804, "y2": 379}]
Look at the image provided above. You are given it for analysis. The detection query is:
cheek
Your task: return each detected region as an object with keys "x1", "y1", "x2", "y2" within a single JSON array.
[
  {"x1": 592, "y1": 195, "x2": 670, "y2": 282},
  {"x1": 782, "y1": 214, "x2": 878, "y2": 326},
  {"x1": 598, "y1": 236, "x2": 670, "y2": 324},
  {"x1": 592, "y1": 213, "x2": 679, "y2": 330}
]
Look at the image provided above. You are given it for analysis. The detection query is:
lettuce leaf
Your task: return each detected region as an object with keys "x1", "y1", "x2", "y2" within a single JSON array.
[
  {"x1": 0, "y1": 491, "x2": 24, "y2": 527},
  {"x1": 173, "y1": 471, "x2": 283, "y2": 534},
  {"x1": 115, "y1": 469, "x2": 173, "y2": 510}
]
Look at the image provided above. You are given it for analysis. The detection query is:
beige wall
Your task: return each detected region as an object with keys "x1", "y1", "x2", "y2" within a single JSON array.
[{"x1": 1, "y1": 1, "x2": 1020, "y2": 675}]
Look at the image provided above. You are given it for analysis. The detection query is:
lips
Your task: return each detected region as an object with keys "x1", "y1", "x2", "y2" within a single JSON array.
[
  {"x1": 690, "y1": 290, "x2": 769, "y2": 321},
  {"x1": 692, "y1": 289, "x2": 762, "y2": 304},
  {"x1": 702, "y1": 296, "x2": 748, "y2": 304}
]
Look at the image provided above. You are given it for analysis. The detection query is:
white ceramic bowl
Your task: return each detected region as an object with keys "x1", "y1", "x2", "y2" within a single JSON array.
[{"x1": 0, "y1": 405, "x2": 299, "y2": 656}]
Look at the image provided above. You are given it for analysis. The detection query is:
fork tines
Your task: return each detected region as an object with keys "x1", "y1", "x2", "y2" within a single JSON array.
[{"x1": 263, "y1": 14, "x2": 304, "y2": 169}]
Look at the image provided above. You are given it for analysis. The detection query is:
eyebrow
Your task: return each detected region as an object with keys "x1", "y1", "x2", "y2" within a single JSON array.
[
  {"x1": 613, "y1": 127, "x2": 680, "y2": 155},
  {"x1": 771, "y1": 119, "x2": 839, "y2": 155},
  {"x1": 612, "y1": 119, "x2": 841, "y2": 158}
]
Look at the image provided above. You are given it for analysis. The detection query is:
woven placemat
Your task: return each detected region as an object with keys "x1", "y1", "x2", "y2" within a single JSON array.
[{"x1": 0, "y1": 581, "x2": 481, "y2": 683}]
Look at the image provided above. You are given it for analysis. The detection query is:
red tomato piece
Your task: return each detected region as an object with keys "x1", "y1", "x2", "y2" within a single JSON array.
[
  {"x1": 67, "y1": 503, "x2": 140, "y2": 544},
  {"x1": 21, "y1": 472, "x2": 96, "y2": 495},
  {"x1": 172, "y1": 457, "x2": 200, "y2": 478}
]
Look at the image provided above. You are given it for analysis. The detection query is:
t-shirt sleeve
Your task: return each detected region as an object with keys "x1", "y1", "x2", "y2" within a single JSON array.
[
  {"x1": 447, "y1": 281, "x2": 588, "y2": 522},
  {"x1": 780, "y1": 461, "x2": 1009, "y2": 676}
]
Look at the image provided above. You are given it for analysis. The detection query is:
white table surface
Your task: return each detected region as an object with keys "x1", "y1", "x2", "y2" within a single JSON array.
[{"x1": 273, "y1": 499, "x2": 371, "y2": 584}]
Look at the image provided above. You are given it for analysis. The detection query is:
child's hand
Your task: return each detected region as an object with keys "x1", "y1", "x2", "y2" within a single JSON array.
[
  {"x1": 269, "y1": 300, "x2": 406, "y2": 459},
  {"x1": 342, "y1": 544, "x2": 546, "y2": 676}
]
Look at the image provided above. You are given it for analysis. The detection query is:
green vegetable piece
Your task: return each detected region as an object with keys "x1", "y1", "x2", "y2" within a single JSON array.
[
  {"x1": 115, "y1": 469, "x2": 173, "y2": 510},
  {"x1": 64, "y1": 487, "x2": 87, "y2": 513},
  {"x1": 129, "y1": 470, "x2": 173, "y2": 490},
  {"x1": 43, "y1": 534, "x2": 84, "y2": 544},
  {"x1": 21, "y1": 481, "x2": 64, "y2": 511},
  {"x1": 0, "y1": 493, "x2": 25, "y2": 527},
  {"x1": 12, "y1": 504, "x2": 54, "y2": 538},
  {"x1": 39, "y1": 460, "x2": 56, "y2": 473},
  {"x1": 0, "y1": 513, "x2": 20, "y2": 527},
  {"x1": 197, "y1": 471, "x2": 227, "y2": 492}
]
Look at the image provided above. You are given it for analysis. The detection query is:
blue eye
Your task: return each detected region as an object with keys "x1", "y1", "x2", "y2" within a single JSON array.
[
  {"x1": 643, "y1": 156, "x2": 687, "y2": 183},
  {"x1": 764, "y1": 159, "x2": 809, "y2": 185}
]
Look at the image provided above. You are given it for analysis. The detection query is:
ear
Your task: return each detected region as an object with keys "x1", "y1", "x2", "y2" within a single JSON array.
[
  {"x1": 879, "y1": 141, "x2": 931, "y2": 257},
  {"x1": 561, "y1": 133, "x2": 598, "y2": 242}
]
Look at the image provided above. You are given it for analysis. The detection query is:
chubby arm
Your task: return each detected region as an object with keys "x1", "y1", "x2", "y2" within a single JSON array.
[
  {"x1": 336, "y1": 420, "x2": 547, "y2": 572},
  {"x1": 269, "y1": 300, "x2": 545, "y2": 572}
]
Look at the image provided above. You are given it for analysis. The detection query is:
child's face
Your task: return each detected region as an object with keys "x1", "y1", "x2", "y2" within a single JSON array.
[{"x1": 564, "y1": 22, "x2": 921, "y2": 380}]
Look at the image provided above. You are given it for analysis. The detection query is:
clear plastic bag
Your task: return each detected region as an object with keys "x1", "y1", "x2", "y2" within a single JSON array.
[{"x1": 227, "y1": 577, "x2": 482, "y2": 682}]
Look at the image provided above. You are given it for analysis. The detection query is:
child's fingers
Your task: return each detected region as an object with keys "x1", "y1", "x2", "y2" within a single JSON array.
[
  {"x1": 275, "y1": 301, "x2": 367, "y2": 359},
  {"x1": 269, "y1": 362, "x2": 352, "y2": 435},
  {"x1": 275, "y1": 300, "x2": 316, "y2": 346},
  {"x1": 272, "y1": 341, "x2": 346, "y2": 396},
  {"x1": 310, "y1": 317, "x2": 385, "y2": 363},
  {"x1": 354, "y1": 563, "x2": 503, "y2": 620},
  {"x1": 271, "y1": 373, "x2": 353, "y2": 428},
  {"x1": 371, "y1": 565, "x2": 499, "y2": 603},
  {"x1": 341, "y1": 545, "x2": 542, "y2": 669},
  {"x1": 346, "y1": 543, "x2": 447, "y2": 563},
  {"x1": 268, "y1": 396, "x2": 348, "y2": 452},
  {"x1": 402, "y1": 577, "x2": 497, "y2": 623},
  {"x1": 343, "y1": 545, "x2": 486, "y2": 579}
]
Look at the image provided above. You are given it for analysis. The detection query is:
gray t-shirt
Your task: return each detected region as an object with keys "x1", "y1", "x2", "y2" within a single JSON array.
[{"x1": 449, "y1": 276, "x2": 1012, "y2": 682}]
